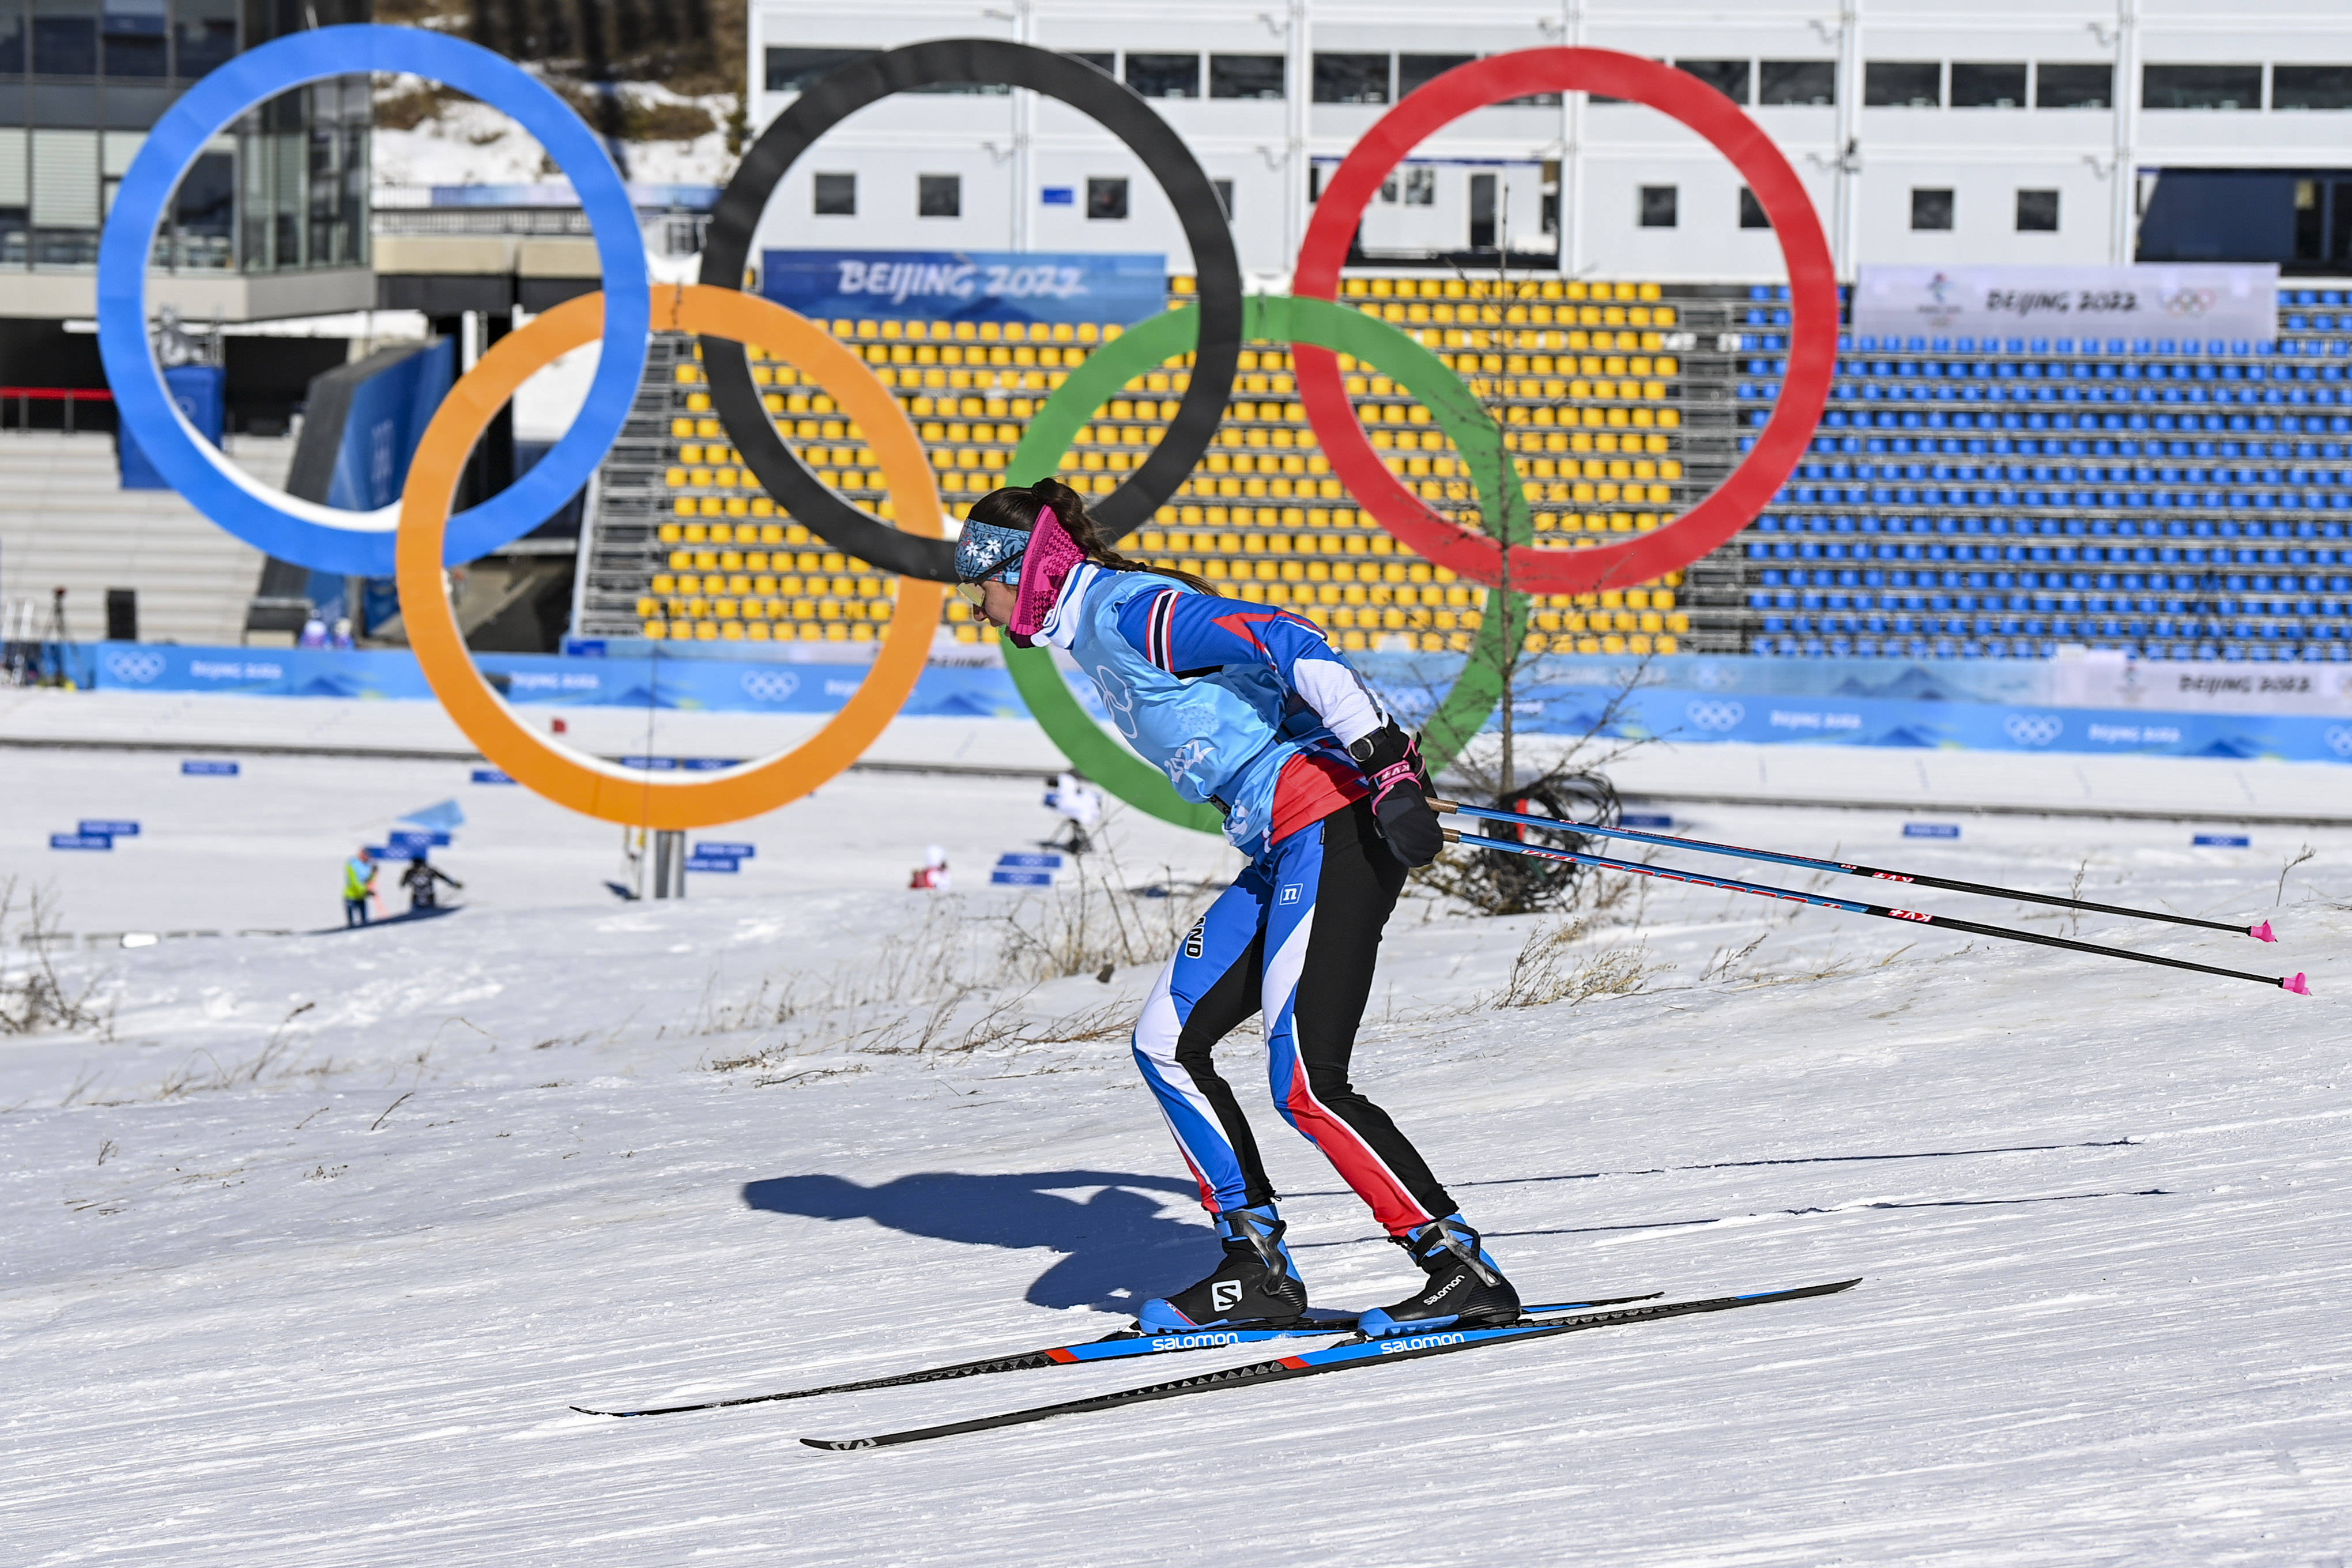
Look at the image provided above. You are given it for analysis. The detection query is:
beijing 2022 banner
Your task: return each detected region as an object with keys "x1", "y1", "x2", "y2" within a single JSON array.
[
  {"x1": 1852, "y1": 263, "x2": 2279, "y2": 343},
  {"x1": 760, "y1": 248, "x2": 1166, "y2": 327}
]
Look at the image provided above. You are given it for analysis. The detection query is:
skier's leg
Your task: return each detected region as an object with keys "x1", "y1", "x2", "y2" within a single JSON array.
[
  {"x1": 1260, "y1": 802, "x2": 1521, "y2": 1333},
  {"x1": 1258, "y1": 799, "x2": 1456, "y2": 1235},
  {"x1": 1130, "y1": 866, "x2": 1272, "y2": 1215},
  {"x1": 1132, "y1": 865, "x2": 1308, "y2": 1329}
]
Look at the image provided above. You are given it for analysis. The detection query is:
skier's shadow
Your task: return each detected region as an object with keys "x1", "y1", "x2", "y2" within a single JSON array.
[{"x1": 740, "y1": 1170, "x2": 1208, "y2": 1310}]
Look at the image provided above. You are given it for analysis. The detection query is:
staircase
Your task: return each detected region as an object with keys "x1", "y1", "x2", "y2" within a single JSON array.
[{"x1": 0, "y1": 431, "x2": 294, "y2": 647}]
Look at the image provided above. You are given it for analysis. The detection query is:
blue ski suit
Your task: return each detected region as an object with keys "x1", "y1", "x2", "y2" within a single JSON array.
[{"x1": 1038, "y1": 563, "x2": 1458, "y2": 1237}]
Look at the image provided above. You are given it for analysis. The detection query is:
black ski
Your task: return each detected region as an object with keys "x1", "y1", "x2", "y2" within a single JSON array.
[
  {"x1": 572, "y1": 1294, "x2": 1661, "y2": 1419},
  {"x1": 801, "y1": 1279, "x2": 1861, "y2": 1450}
]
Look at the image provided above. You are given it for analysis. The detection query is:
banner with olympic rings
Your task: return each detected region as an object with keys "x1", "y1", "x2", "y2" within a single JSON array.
[{"x1": 98, "y1": 31, "x2": 1831, "y2": 834}]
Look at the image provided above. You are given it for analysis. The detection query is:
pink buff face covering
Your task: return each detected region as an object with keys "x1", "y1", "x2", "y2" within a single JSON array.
[{"x1": 1009, "y1": 506, "x2": 1086, "y2": 639}]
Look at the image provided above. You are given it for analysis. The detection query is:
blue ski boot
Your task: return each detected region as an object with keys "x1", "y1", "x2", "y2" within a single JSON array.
[
  {"x1": 1137, "y1": 1204, "x2": 1309, "y2": 1333},
  {"x1": 1355, "y1": 1214, "x2": 1521, "y2": 1337}
]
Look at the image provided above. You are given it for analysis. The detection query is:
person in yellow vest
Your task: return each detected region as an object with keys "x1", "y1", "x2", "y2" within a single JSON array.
[{"x1": 342, "y1": 847, "x2": 378, "y2": 928}]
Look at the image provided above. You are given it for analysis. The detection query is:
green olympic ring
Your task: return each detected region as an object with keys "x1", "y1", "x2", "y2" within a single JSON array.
[{"x1": 997, "y1": 293, "x2": 1532, "y2": 835}]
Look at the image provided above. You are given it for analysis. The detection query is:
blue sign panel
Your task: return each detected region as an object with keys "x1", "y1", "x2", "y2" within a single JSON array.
[
  {"x1": 990, "y1": 869, "x2": 1057, "y2": 887},
  {"x1": 761, "y1": 248, "x2": 1167, "y2": 326},
  {"x1": 996, "y1": 853, "x2": 1065, "y2": 869},
  {"x1": 1904, "y1": 823, "x2": 1962, "y2": 839},
  {"x1": 1620, "y1": 813, "x2": 1673, "y2": 829},
  {"x1": 80, "y1": 819, "x2": 140, "y2": 836},
  {"x1": 685, "y1": 855, "x2": 740, "y2": 873},
  {"x1": 51, "y1": 833, "x2": 112, "y2": 850},
  {"x1": 119, "y1": 364, "x2": 225, "y2": 490},
  {"x1": 181, "y1": 759, "x2": 239, "y2": 775},
  {"x1": 324, "y1": 338, "x2": 455, "y2": 511},
  {"x1": 2192, "y1": 834, "x2": 2251, "y2": 847},
  {"x1": 471, "y1": 769, "x2": 515, "y2": 785},
  {"x1": 696, "y1": 842, "x2": 755, "y2": 860},
  {"x1": 619, "y1": 756, "x2": 744, "y2": 772}
]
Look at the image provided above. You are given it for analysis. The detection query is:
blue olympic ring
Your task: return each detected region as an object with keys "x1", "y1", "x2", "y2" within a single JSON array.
[{"x1": 97, "y1": 25, "x2": 651, "y2": 575}]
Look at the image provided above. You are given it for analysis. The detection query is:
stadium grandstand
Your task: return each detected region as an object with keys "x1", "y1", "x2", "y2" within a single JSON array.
[
  {"x1": 1702, "y1": 285, "x2": 2352, "y2": 662},
  {"x1": 574, "y1": 274, "x2": 1700, "y2": 655}
]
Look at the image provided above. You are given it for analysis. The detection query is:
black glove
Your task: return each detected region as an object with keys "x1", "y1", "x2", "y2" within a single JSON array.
[{"x1": 1349, "y1": 721, "x2": 1443, "y2": 867}]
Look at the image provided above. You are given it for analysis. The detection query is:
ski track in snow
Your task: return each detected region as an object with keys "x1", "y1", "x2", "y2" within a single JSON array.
[{"x1": 2, "y1": 744, "x2": 2349, "y2": 1565}]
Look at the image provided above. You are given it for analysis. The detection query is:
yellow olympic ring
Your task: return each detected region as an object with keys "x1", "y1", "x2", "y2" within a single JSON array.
[{"x1": 394, "y1": 284, "x2": 948, "y2": 829}]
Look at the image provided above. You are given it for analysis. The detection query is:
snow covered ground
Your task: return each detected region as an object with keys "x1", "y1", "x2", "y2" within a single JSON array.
[{"x1": 3, "y1": 730, "x2": 2349, "y2": 1565}]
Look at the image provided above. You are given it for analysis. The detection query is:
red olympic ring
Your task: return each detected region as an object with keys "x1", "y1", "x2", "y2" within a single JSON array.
[{"x1": 1292, "y1": 48, "x2": 1837, "y2": 597}]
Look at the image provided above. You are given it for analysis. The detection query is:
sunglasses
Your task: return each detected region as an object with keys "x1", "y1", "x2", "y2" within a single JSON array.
[{"x1": 955, "y1": 557, "x2": 1022, "y2": 607}]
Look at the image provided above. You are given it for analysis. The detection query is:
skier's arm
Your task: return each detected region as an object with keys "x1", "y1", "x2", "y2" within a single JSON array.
[
  {"x1": 434, "y1": 866, "x2": 462, "y2": 889},
  {"x1": 1113, "y1": 587, "x2": 1389, "y2": 747}
]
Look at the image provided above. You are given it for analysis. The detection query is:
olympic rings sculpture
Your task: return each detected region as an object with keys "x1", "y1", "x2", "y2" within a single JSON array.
[
  {"x1": 99, "y1": 27, "x2": 652, "y2": 576},
  {"x1": 698, "y1": 40, "x2": 1245, "y2": 580},
  {"x1": 101, "y1": 31, "x2": 1832, "y2": 835},
  {"x1": 397, "y1": 286, "x2": 945, "y2": 828}
]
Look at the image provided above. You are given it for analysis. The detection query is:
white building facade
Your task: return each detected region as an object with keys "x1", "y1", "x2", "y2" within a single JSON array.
[{"x1": 744, "y1": 0, "x2": 2352, "y2": 287}]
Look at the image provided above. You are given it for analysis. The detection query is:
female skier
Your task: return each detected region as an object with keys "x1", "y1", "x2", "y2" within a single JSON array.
[{"x1": 955, "y1": 477, "x2": 1518, "y2": 1337}]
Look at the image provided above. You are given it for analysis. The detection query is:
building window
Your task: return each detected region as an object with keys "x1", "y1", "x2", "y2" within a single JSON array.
[
  {"x1": 813, "y1": 172, "x2": 855, "y2": 217},
  {"x1": 1399, "y1": 54, "x2": 1472, "y2": 99},
  {"x1": 2035, "y1": 63, "x2": 2113, "y2": 109},
  {"x1": 766, "y1": 47, "x2": 876, "y2": 94},
  {"x1": 1951, "y1": 63, "x2": 2027, "y2": 108},
  {"x1": 1087, "y1": 176, "x2": 1129, "y2": 220},
  {"x1": 172, "y1": 0, "x2": 236, "y2": 80},
  {"x1": 1738, "y1": 187, "x2": 1770, "y2": 229},
  {"x1": 1639, "y1": 184, "x2": 1678, "y2": 228},
  {"x1": 1865, "y1": 61, "x2": 1940, "y2": 107},
  {"x1": 1066, "y1": 51, "x2": 1114, "y2": 76},
  {"x1": 1212, "y1": 178, "x2": 1233, "y2": 218},
  {"x1": 32, "y1": 9, "x2": 98, "y2": 75},
  {"x1": 918, "y1": 174, "x2": 960, "y2": 218},
  {"x1": 2272, "y1": 66, "x2": 2352, "y2": 111},
  {"x1": 172, "y1": 150, "x2": 235, "y2": 269},
  {"x1": 1676, "y1": 59, "x2": 1751, "y2": 105},
  {"x1": 1209, "y1": 54, "x2": 1283, "y2": 99},
  {"x1": 1313, "y1": 53, "x2": 1390, "y2": 104},
  {"x1": 1912, "y1": 187, "x2": 1955, "y2": 230},
  {"x1": 1404, "y1": 167, "x2": 1435, "y2": 206},
  {"x1": 103, "y1": 0, "x2": 167, "y2": 79},
  {"x1": 1125, "y1": 53, "x2": 1199, "y2": 99},
  {"x1": 1758, "y1": 61, "x2": 1835, "y2": 105},
  {"x1": 2016, "y1": 189, "x2": 2059, "y2": 231},
  {"x1": 2143, "y1": 64, "x2": 2262, "y2": 110}
]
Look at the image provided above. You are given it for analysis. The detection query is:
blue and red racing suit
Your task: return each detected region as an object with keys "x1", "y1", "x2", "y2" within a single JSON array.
[{"x1": 1037, "y1": 563, "x2": 1458, "y2": 1237}]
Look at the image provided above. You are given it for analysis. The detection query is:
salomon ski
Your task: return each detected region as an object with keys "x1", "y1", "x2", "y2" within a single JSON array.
[
  {"x1": 572, "y1": 1294, "x2": 1659, "y2": 1419},
  {"x1": 800, "y1": 1279, "x2": 1861, "y2": 1450}
]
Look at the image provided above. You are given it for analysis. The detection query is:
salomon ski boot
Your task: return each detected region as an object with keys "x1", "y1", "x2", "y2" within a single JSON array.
[
  {"x1": 1355, "y1": 1214, "x2": 1521, "y2": 1337},
  {"x1": 1137, "y1": 1204, "x2": 1309, "y2": 1333}
]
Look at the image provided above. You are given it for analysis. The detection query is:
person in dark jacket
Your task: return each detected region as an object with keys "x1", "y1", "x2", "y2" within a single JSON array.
[{"x1": 401, "y1": 855, "x2": 463, "y2": 913}]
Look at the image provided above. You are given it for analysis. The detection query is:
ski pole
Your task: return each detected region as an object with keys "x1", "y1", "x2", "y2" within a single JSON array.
[
  {"x1": 1441, "y1": 827, "x2": 2310, "y2": 996},
  {"x1": 1431, "y1": 798, "x2": 2276, "y2": 943}
]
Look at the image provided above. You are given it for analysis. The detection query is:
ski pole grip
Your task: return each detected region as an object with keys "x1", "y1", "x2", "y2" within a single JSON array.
[
  {"x1": 1428, "y1": 797, "x2": 1460, "y2": 814},
  {"x1": 1442, "y1": 827, "x2": 1463, "y2": 843}
]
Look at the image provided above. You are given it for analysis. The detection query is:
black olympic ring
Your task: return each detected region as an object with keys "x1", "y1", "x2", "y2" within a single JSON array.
[{"x1": 698, "y1": 39, "x2": 1244, "y2": 581}]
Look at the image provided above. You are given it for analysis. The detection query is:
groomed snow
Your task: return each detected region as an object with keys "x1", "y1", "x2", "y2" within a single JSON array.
[{"x1": 3, "y1": 734, "x2": 2347, "y2": 1565}]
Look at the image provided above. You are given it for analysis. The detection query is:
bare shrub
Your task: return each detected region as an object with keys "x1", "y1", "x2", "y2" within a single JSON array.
[{"x1": 0, "y1": 880, "x2": 111, "y2": 1037}]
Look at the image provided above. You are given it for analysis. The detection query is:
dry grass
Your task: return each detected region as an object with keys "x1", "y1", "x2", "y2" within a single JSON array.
[
  {"x1": 1494, "y1": 918, "x2": 1673, "y2": 1009},
  {"x1": 699, "y1": 864, "x2": 1212, "y2": 1082}
]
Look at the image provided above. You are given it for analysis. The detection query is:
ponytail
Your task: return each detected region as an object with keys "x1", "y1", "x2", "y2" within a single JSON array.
[{"x1": 967, "y1": 478, "x2": 1218, "y2": 595}]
